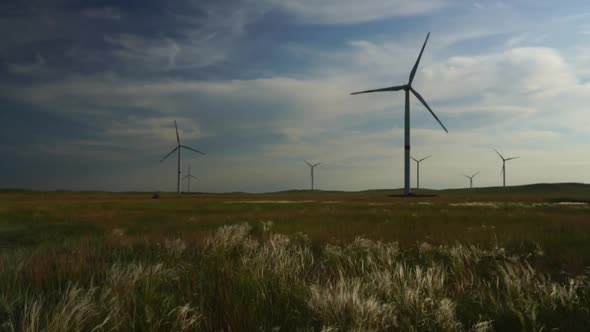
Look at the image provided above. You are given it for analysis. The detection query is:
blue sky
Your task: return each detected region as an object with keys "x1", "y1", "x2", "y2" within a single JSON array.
[{"x1": 1, "y1": 0, "x2": 590, "y2": 192}]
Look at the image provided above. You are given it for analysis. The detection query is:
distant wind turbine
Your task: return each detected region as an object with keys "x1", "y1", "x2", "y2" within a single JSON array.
[
  {"x1": 305, "y1": 161, "x2": 320, "y2": 191},
  {"x1": 494, "y1": 149, "x2": 519, "y2": 187},
  {"x1": 463, "y1": 172, "x2": 479, "y2": 189},
  {"x1": 411, "y1": 155, "x2": 431, "y2": 190},
  {"x1": 160, "y1": 120, "x2": 205, "y2": 194},
  {"x1": 351, "y1": 32, "x2": 448, "y2": 196},
  {"x1": 183, "y1": 164, "x2": 197, "y2": 193}
]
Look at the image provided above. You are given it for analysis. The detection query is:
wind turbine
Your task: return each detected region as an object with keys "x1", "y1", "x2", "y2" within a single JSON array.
[
  {"x1": 463, "y1": 172, "x2": 479, "y2": 189},
  {"x1": 305, "y1": 161, "x2": 321, "y2": 191},
  {"x1": 351, "y1": 32, "x2": 448, "y2": 196},
  {"x1": 183, "y1": 164, "x2": 197, "y2": 193},
  {"x1": 160, "y1": 120, "x2": 205, "y2": 194},
  {"x1": 411, "y1": 155, "x2": 431, "y2": 190},
  {"x1": 494, "y1": 149, "x2": 519, "y2": 187}
]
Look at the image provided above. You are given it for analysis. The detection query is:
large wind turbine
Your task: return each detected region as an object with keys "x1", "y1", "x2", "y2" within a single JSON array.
[
  {"x1": 463, "y1": 172, "x2": 479, "y2": 189},
  {"x1": 305, "y1": 161, "x2": 320, "y2": 191},
  {"x1": 494, "y1": 149, "x2": 519, "y2": 187},
  {"x1": 161, "y1": 120, "x2": 205, "y2": 194},
  {"x1": 411, "y1": 155, "x2": 431, "y2": 190},
  {"x1": 351, "y1": 32, "x2": 448, "y2": 196},
  {"x1": 183, "y1": 164, "x2": 197, "y2": 193}
]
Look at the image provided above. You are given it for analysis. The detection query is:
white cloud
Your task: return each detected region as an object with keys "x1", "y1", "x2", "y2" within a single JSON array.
[
  {"x1": 4, "y1": 16, "x2": 590, "y2": 190},
  {"x1": 104, "y1": 33, "x2": 227, "y2": 70},
  {"x1": 263, "y1": 0, "x2": 447, "y2": 24}
]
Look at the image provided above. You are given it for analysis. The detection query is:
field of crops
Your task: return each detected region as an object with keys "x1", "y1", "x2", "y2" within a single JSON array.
[{"x1": 1, "y1": 183, "x2": 590, "y2": 331}]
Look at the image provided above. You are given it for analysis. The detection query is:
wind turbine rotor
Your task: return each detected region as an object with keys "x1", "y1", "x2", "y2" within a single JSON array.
[
  {"x1": 419, "y1": 155, "x2": 431, "y2": 162},
  {"x1": 181, "y1": 145, "x2": 206, "y2": 155},
  {"x1": 174, "y1": 120, "x2": 180, "y2": 144},
  {"x1": 408, "y1": 32, "x2": 430, "y2": 85},
  {"x1": 350, "y1": 84, "x2": 407, "y2": 95},
  {"x1": 494, "y1": 149, "x2": 505, "y2": 160},
  {"x1": 410, "y1": 88, "x2": 448, "y2": 133},
  {"x1": 160, "y1": 146, "x2": 179, "y2": 162}
]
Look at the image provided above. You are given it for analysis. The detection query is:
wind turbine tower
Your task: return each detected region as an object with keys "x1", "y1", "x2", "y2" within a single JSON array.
[
  {"x1": 351, "y1": 32, "x2": 448, "y2": 196},
  {"x1": 160, "y1": 120, "x2": 205, "y2": 194},
  {"x1": 305, "y1": 161, "x2": 321, "y2": 191},
  {"x1": 183, "y1": 164, "x2": 198, "y2": 193},
  {"x1": 411, "y1": 155, "x2": 431, "y2": 190},
  {"x1": 494, "y1": 149, "x2": 519, "y2": 187},
  {"x1": 463, "y1": 172, "x2": 479, "y2": 189}
]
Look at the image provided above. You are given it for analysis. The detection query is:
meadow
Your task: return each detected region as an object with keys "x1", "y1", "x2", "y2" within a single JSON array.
[{"x1": 1, "y1": 183, "x2": 590, "y2": 331}]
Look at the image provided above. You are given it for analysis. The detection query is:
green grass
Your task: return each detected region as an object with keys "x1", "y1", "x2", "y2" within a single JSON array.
[{"x1": 1, "y1": 184, "x2": 590, "y2": 330}]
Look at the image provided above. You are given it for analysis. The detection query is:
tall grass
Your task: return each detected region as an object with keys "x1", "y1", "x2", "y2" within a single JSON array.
[{"x1": 1, "y1": 223, "x2": 590, "y2": 331}]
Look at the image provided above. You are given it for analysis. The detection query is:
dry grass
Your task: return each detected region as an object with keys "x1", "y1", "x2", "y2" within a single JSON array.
[
  {"x1": 2, "y1": 188, "x2": 590, "y2": 330},
  {"x1": 1, "y1": 223, "x2": 590, "y2": 331}
]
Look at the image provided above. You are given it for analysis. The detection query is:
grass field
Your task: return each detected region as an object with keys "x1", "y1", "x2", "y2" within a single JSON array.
[{"x1": 1, "y1": 183, "x2": 590, "y2": 331}]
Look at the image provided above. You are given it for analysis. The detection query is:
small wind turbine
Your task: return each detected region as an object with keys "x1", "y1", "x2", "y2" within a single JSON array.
[
  {"x1": 463, "y1": 172, "x2": 479, "y2": 189},
  {"x1": 183, "y1": 164, "x2": 197, "y2": 193},
  {"x1": 305, "y1": 161, "x2": 320, "y2": 191},
  {"x1": 411, "y1": 155, "x2": 431, "y2": 190},
  {"x1": 161, "y1": 120, "x2": 205, "y2": 194},
  {"x1": 351, "y1": 32, "x2": 448, "y2": 196},
  {"x1": 494, "y1": 149, "x2": 519, "y2": 187}
]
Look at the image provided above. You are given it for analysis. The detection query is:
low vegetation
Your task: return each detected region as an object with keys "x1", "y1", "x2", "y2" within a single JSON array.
[
  {"x1": 0, "y1": 223, "x2": 589, "y2": 330},
  {"x1": 1, "y1": 186, "x2": 590, "y2": 330}
]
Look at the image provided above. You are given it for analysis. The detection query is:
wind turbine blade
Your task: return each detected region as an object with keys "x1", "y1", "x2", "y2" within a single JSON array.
[
  {"x1": 463, "y1": 174, "x2": 470, "y2": 178},
  {"x1": 174, "y1": 120, "x2": 180, "y2": 144},
  {"x1": 190, "y1": 175, "x2": 197, "y2": 179},
  {"x1": 313, "y1": 163, "x2": 321, "y2": 167},
  {"x1": 411, "y1": 157, "x2": 419, "y2": 162},
  {"x1": 494, "y1": 149, "x2": 505, "y2": 160},
  {"x1": 420, "y1": 155, "x2": 432, "y2": 162},
  {"x1": 473, "y1": 172, "x2": 479, "y2": 178},
  {"x1": 506, "y1": 157, "x2": 520, "y2": 161},
  {"x1": 350, "y1": 85, "x2": 406, "y2": 95},
  {"x1": 410, "y1": 88, "x2": 448, "y2": 133},
  {"x1": 181, "y1": 145, "x2": 205, "y2": 155},
  {"x1": 409, "y1": 32, "x2": 430, "y2": 85},
  {"x1": 160, "y1": 146, "x2": 179, "y2": 162},
  {"x1": 182, "y1": 175, "x2": 189, "y2": 180},
  {"x1": 305, "y1": 160, "x2": 312, "y2": 167}
]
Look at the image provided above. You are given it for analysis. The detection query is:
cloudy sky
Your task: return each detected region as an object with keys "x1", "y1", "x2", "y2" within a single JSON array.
[{"x1": 1, "y1": 0, "x2": 590, "y2": 192}]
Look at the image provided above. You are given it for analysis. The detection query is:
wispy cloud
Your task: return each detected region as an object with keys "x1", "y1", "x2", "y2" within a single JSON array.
[
  {"x1": 2, "y1": 0, "x2": 590, "y2": 191},
  {"x1": 6, "y1": 53, "x2": 46, "y2": 74},
  {"x1": 264, "y1": 0, "x2": 448, "y2": 24}
]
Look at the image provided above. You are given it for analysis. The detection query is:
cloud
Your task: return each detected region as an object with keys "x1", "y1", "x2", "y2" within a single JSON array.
[
  {"x1": 6, "y1": 53, "x2": 45, "y2": 74},
  {"x1": 473, "y1": 2, "x2": 510, "y2": 10},
  {"x1": 82, "y1": 6, "x2": 122, "y2": 20},
  {"x1": 103, "y1": 33, "x2": 224, "y2": 71},
  {"x1": 263, "y1": 0, "x2": 447, "y2": 24},
  {"x1": 105, "y1": 116, "x2": 207, "y2": 144},
  {"x1": 2, "y1": 1, "x2": 590, "y2": 191}
]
